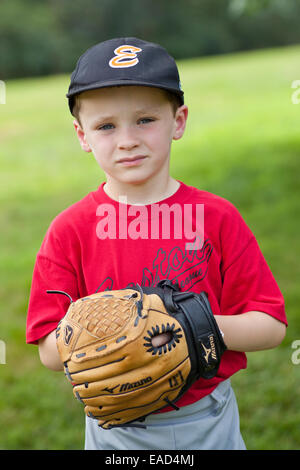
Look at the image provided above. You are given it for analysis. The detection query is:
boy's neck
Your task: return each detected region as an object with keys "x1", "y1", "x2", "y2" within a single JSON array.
[{"x1": 103, "y1": 176, "x2": 180, "y2": 205}]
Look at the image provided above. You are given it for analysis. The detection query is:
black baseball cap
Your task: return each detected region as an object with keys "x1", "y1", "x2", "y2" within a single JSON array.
[{"x1": 66, "y1": 37, "x2": 184, "y2": 115}]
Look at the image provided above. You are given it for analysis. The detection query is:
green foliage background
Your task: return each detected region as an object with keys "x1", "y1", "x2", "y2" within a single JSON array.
[
  {"x1": 0, "y1": 43, "x2": 299, "y2": 449},
  {"x1": 1, "y1": 0, "x2": 300, "y2": 79}
]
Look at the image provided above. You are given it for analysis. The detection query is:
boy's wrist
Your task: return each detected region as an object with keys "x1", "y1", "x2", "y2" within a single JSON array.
[{"x1": 214, "y1": 311, "x2": 286, "y2": 352}]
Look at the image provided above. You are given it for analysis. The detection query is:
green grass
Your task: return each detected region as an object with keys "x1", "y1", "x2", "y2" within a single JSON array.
[{"x1": 1, "y1": 44, "x2": 300, "y2": 450}]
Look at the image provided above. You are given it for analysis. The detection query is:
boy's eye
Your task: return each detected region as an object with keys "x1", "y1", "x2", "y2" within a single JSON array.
[
  {"x1": 98, "y1": 123, "x2": 114, "y2": 131},
  {"x1": 138, "y1": 117, "x2": 154, "y2": 125}
]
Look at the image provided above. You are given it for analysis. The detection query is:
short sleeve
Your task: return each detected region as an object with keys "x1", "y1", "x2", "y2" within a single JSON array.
[
  {"x1": 219, "y1": 206, "x2": 287, "y2": 325},
  {"x1": 26, "y1": 220, "x2": 80, "y2": 344}
]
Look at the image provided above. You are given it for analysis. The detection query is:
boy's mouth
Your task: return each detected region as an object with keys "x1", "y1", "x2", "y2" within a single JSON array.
[{"x1": 117, "y1": 155, "x2": 147, "y2": 166}]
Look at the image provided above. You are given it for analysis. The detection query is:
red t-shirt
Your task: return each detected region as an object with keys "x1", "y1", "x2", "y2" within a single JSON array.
[{"x1": 26, "y1": 181, "x2": 287, "y2": 410}]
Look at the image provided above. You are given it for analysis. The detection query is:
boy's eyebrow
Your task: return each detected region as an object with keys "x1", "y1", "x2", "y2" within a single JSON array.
[
  {"x1": 89, "y1": 106, "x2": 162, "y2": 126},
  {"x1": 90, "y1": 114, "x2": 115, "y2": 126},
  {"x1": 134, "y1": 105, "x2": 161, "y2": 113}
]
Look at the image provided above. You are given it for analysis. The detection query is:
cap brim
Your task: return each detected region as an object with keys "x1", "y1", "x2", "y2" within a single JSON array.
[{"x1": 67, "y1": 79, "x2": 184, "y2": 113}]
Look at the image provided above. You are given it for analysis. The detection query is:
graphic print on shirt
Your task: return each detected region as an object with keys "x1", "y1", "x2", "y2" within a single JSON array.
[
  {"x1": 140, "y1": 238, "x2": 212, "y2": 289},
  {"x1": 95, "y1": 237, "x2": 213, "y2": 292}
]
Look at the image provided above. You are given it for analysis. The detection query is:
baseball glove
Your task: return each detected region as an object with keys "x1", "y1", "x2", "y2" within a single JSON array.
[{"x1": 47, "y1": 280, "x2": 226, "y2": 430}]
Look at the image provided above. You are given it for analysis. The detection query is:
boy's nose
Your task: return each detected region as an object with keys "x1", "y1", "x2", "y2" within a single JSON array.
[{"x1": 117, "y1": 127, "x2": 140, "y2": 151}]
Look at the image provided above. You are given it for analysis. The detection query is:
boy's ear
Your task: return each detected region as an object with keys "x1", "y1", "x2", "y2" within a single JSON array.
[
  {"x1": 73, "y1": 119, "x2": 92, "y2": 153},
  {"x1": 172, "y1": 105, "x2": 188, "y2": 141}
]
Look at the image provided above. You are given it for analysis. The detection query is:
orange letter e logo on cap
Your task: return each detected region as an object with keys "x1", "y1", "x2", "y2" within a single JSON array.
[{"x1": 109, "y1": 45, "x2": 142, "y2": 68}]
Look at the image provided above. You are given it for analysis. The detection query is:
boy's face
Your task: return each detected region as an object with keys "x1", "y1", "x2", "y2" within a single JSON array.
[{"x1": 73, "y1": 86, "x2": 188, "y2": 189}]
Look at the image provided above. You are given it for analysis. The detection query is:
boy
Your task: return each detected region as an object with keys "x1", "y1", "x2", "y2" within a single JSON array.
[{"x1": 26, "y1": 37, "x2": 287, "y2": 450}]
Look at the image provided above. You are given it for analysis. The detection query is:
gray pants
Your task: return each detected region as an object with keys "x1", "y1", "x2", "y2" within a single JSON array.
[{"x1": 84, "y1": 379, "x2": 246, "y2": 450}]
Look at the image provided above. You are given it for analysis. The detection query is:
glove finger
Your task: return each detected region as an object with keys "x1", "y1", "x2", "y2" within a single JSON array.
[
  {"x1": 83, "y1": 383, "x2": 187, "y2": 426},
  {"x1": 73, "y1": 357, "x2": 191, "y2": 414},
  {"x1": 71, "y1": 347, "x2": 191, "y2": 398}
]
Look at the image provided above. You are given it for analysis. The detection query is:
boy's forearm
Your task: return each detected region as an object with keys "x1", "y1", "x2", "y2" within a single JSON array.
[
  {"x1": 215, "y1": 311, "x2": 286, "y2": 352},
  {"x1": 38, "y1": 330, "x2": 64, "y2": 371}
]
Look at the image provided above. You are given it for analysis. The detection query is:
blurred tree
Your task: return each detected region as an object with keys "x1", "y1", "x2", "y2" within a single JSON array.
[
  {"x1": 0, "y1": 0, "x2": 64, "y2": 78},
  {"x1": 227, "y1": 0, "x2": 300, "y2": 51},
  {"x1": 0, "y1": 0, "x2": 299, "y2": 79}
]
